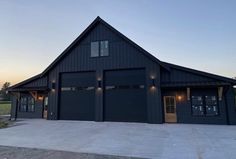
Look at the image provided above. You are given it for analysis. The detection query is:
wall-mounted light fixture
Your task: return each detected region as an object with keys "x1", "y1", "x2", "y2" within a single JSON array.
[
  {"x1": 51, "y1": 81, "x2": 56, "y2": 92},
  {"x1": 38, "y1": 95, "x2": 44, "y2": 100},
  {"x1": 177, "y1": 95, "x2": 182, "y2": 101},
  {"x1": 97, "y1": 80, "x2": 102, "y2": 90},
  {"x1": 152, "y1": 79, "x2": 155, "y2": 87}
]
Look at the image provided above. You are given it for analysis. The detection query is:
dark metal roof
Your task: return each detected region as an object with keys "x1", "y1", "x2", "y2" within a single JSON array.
[
  {"x1": 40, "y1": 16, "x2": 169, "y2": 77},
  {"x1": 8, "y1": 74, "x2": 42, "y2": 91},
  {"x1": 161, "y1": 81, "x2": 231, "y2": 88},
  {"x1": 8, "y1": 86, "x2": 48, "y2": 92},
  {"x1": 161, "y1": 61, "x2": 236, "y2": 85}
]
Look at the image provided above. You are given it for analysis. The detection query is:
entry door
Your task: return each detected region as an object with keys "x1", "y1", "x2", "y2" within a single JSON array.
[
  {"x1": 164, "y1": 96, "x2": 177, "y2": 123},
  {"x1": 43, "y1": 96, "x2": 48, "y2": 119}
]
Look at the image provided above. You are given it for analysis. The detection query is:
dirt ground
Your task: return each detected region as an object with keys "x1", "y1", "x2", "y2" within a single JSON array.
[{"x1": 0, "y1": 146, "x2": 142, "y2": 159}]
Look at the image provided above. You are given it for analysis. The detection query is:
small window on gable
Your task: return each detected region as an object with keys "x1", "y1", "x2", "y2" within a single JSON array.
[
  {"x1": 91, "y1": 41, "x2": 99, "y2": 57},
  {"x1": 90, "y1": 40, "x2": 109, "y2": 57},
  {"x1": 100, "y1": 41, "x2": 109, "y2": 56}
]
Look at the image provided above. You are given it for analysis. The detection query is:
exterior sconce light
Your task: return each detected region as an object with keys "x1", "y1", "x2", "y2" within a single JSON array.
[
  {"x1": 152, "y1": 79, "x2": 155, "y2": 87},
  {"x1": 97, "y1": 80, "x2": 102, "y2": 90},
  {"x1": 51, "y1": 81, "x2": 56, "y2": 91},
  {"x1": 38, "y1": 95, "x2": 43, "y2": 100},
  {"x1": 150, "y1": 78, "x2": 156, "y2": 90},
  {"x1": 177, "y1": 95, "x2": 182, "y2": 101}
]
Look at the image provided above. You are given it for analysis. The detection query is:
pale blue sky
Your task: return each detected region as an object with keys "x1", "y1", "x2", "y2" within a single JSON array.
[{"x1": 0, "y1": 0, "x2": 235, "y2": 87}]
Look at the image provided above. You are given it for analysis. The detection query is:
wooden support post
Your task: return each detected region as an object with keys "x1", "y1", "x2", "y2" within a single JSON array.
[
  {"x1": 187, "y1": 87, "x2": 190, "y2": 101},
  {"x1": 10, "y1": 92, "x2": 20, "y2": 121},
  {"x1": 218, "y1": 87, "x2": 223, "y2": 101}
]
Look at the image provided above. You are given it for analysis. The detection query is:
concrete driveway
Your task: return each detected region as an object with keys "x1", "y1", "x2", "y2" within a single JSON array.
[{"x1": 0, "y1": 119, "x2": 236, "y2": 159}]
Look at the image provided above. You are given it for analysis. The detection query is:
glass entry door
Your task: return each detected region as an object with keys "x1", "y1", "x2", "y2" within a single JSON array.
[
  {"x1": 43, "y1": 96, "x2": 48, "y2": 119},
  {"x1": 164, "y1": 96, "x2": 177, "y2": 123}
]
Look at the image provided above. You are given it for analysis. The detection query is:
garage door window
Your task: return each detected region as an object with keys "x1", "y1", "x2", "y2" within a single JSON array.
[
  {"x1": 61, "y1": 86, "x2": 95, "y2": 91},
  {"x1": 105, "y1": 84, "x2": 145, "y2": 90}
]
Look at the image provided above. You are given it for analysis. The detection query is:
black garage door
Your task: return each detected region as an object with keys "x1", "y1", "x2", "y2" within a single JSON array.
[
  {"x1": 104, "y1": 69, "x2": 147, "y2": 122},
  {"x1": 59, "y1": 72, "x2": 95, "y2": 120}
]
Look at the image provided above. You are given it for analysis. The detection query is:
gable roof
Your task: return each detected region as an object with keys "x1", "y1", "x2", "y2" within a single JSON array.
[
  {"x1": 40, "y1": 16, "x2": 169, "y2": 77},
  {"x1": 161, "y1": 61, "x2": 236, "y2": 84},
  {"x1": 8, "y1": 73, "x2": 47, "y2": 92}
]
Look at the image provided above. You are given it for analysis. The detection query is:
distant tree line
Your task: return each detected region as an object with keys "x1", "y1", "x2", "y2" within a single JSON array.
[{"x1": 0, "y1": 82, "x2": 11, "y2": 101}]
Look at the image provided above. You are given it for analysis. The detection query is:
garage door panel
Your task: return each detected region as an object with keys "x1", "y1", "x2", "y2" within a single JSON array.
[
  {"x1": 59, "y1": 72, "x2": 95, "y2": 121},
  {"x1": 105, "y1": 89, "x2": 146, "y2": 122},
  {"x1": 104, "y1": 69, "x2": 147, "y2": 122}
]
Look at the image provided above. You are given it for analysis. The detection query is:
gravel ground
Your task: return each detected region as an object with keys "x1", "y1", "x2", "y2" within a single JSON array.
[{"x1": 0, "y1": 146, "x2": 142, "y2": 159}]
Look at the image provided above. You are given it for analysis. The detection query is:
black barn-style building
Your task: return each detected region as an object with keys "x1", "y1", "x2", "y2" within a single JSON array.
[{"x1": 9, "y1": 17, "x2": 236, "y2": 124}]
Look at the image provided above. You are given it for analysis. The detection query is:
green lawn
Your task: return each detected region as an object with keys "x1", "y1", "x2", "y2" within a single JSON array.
[
  {"x1": 0, "y1": 101, "x2": 11, "y2": 115},
  {"x1": 0, "y1": 120, "x2": 8, "y2": 128}
]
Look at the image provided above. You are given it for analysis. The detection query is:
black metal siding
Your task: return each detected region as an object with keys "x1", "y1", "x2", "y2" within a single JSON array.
[{"x1": 47, "y1": 22, "x2": 161, "y2": 123}]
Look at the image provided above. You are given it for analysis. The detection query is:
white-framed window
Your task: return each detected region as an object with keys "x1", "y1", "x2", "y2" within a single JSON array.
[
  {"x1": 90, "y1": 40, "x2": 109, "y2": 57},
  {"x1": 191, "y1": 95, "x2": 219, "y2": 116},
  {"x1": 91, "y1": 41, "x2": 99, "y2": 57},
  {"x1": 100, "y1": 41, "x2": 109, "y2": 56},
  {"x1": 19, "y1": 96, "x2": 35, "y2": 112}
]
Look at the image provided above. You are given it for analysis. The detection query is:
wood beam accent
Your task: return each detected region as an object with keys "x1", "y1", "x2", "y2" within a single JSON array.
[
  {"x1": 29, "y1": 91, "x2": 37, "y2": 100},
  {"x1": 187, "y1": 87, "x2": 190, "y2": 101},
  {"x1": 218, "y1": 87, "x2": 223, "y2": 101}
]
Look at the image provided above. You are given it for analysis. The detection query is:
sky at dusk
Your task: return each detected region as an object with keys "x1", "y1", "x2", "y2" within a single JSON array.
[{"x1": 0, "y1": 0, "x2": 236, "y2": 88}]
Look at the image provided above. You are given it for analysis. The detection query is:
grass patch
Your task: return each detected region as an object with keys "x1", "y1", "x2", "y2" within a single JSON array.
[
  {"x1": 0, "y1": 102, "x2": 11, "y2": 115},
  {"x1": 0, "y1": 101, "x2": 11, "y2": 104},
  {"x1": 0, "y1": 120, "x2": 8, "y2": 128}
]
